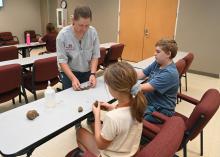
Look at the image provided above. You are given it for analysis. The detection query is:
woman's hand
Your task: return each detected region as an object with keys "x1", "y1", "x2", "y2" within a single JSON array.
[
  {"x1": 89, "y1": 75, "x2": 96, "y2": 88},
  {"x1": 72, "y1": 78, "x2": 81, "y2": 90}
]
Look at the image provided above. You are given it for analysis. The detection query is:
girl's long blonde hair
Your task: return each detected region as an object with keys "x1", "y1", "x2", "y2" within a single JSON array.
[{"x1": 104, "y1": 62, "x2": 147, "y2": 122}]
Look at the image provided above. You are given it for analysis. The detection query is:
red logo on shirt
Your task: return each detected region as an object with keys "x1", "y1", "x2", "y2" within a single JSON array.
[{"x1": 65, "y1": 44, "x2": 74, "y2": 50}]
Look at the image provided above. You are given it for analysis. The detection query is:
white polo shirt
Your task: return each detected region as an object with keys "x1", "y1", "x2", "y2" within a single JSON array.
[{"x1": 56, "y1": 25, "x2": 100, "y2": 72}]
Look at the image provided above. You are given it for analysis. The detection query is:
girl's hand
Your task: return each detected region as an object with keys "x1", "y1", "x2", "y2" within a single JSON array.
[
  {"x1": 92, "y1": 101, "x2": 101, "y2": 118},
  {"x1": 100, "y1": 102, "x2": 115, "y2": 111}
]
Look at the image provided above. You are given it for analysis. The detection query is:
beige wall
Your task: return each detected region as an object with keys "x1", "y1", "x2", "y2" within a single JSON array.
[
  {"x1": 48, "y1": 0, "x2": 58, "y2": 27},
  {"x1": 65, "y1": 0, "x2": 119, "y2": 43},
  {"x1": 0, "y1": 0, "x2": 42, "y2": 43},
  {"x1": 176, "y1": 0, "x2": 220, "y2": 77},
  {"x1": 40, "y1": 0, "x2": 58, "y2": 35},
  {"x1": 48, "y1": 0, "x2": 119, "y2": 42},
  {"x1": 40, "y1": 0, "x2": 49, "y2": 35}
]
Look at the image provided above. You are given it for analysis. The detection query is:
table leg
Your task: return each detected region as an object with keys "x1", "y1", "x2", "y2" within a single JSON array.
[
  {"x1": 20, "y1": 48, "x2": 30, "y2": 58},
  {"x1": 25, "y1": 48, "x2": 30, "y2": 57},
  {"x1": 26, "y1": 148, "x2": 35, "y2": 157}
]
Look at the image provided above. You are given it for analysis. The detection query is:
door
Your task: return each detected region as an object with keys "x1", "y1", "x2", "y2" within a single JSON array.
[
  {"x1": 119, "y1": 0, "x2": 146, "y2": 61},
  {"x1": 143, "y1": 0, "x2": 178, "y2": 59},
  {"x1": 119, "y1": 0, "x2": 178, "y2": 62}
]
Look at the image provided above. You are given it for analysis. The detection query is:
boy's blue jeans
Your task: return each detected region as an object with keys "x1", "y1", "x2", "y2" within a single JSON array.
[{"x1": 144, "y1": 105, "x2": 174, "y2": 124}]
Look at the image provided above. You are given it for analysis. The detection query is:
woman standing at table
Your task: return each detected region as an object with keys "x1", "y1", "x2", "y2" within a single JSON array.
[
  {"x1": 38, "y1": 22, "x2": 58, "y2": 53},
  {"x1": 75, "y1": 62, "x2": 147, "y2": 157},
  {"x1": 56, "y1": 6, "x2": 100, "y2": 90}
]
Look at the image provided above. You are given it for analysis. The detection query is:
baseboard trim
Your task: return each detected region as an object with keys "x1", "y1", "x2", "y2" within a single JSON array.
[{"x1": 188, "y1": 69, "x2": 220, "y2": 78}]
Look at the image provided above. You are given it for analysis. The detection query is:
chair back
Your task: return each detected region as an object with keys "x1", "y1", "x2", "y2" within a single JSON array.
[
  {"x1": 0, "y1": 46, "x2": 19, "y2": 62},
  {"x1": 33, "y1": 56, "x2": 59, "y2": 83},
  {"x1": 23, "y1": 57, "x2": 59, "y2": 100},
  {"x1": 24, "y1": 30, "x2": 38, "y2": 42},
  {"x1": 0, "y1": 32, "x2": 19, "y2": 45},
  {"x1": 182, "y1": 52, "x2": 194, "y2": 74},
  {"x1": 0, "y1": 64, "x2": 21, "y2": 103},
  {"x1": 136, "y1": 116, "x2": 185, "y2": 157},
  {"x1": 104, "y1": 43, "x2": 124, "y2": 66},
  {"x1": 175, "y1": 59, "x2": 186, "y2": 77},
  {"x1": 186, "y1": 89, "x2": 220, "y2": 140},
  {"x1": 0, "y1": 32, "x2": 13, "y2": 41},
  {"x1": 97, "y1": 47, "x2": 106, "y2": 70}
]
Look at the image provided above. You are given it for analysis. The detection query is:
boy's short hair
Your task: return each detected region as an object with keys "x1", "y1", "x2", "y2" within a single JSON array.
[
  {"x1": 73, "y1": 6, "x2": 92, "y2": 21},
  {"x1": 155, "y1": 39, "x2": 178, "y2": 59}
]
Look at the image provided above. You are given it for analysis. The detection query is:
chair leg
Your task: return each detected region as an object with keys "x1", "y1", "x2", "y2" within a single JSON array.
[
  {"x1": 19, "y1": 93, "x2": 22, "y2": 103},
  {"x1": 183, "y1": 144, "x2": 187, "y2": 157},
  {"x1": 33, "y1": 91, "x2": 37, "y2": 100},
  {"x1": 56, "y1": 88, "x2": 62, "y2": 92},
  {"x1": 19, "y1": 87, "x2": 22, "y2": 103},
  {"x1": 179, "y1": 78, "x2": 182, "y2": 94},
  {"x1": 20, "y1": 86, "x2": 28, "y2": 104},
  {"x1": 179, "y1": 82, "x2": 182, "y2": 99},
  {"x1": 23, "y1": 87, "x2": 28, "y2": 104},
  {"x1": 200, "y1": 130, "x2": 203, "y2": 156},
  {"x1": 178, "y1": 77, "x2": 182, "y2": 102},
  {"x1": 24, "y1": 94, "x2": 28, "y2": 104},
  {"x1": 185, "y1": 73, "x2": 188, "y2": 91},
  {"x1": 12, "y1": 98, "x2": 15, "y2": 104}
]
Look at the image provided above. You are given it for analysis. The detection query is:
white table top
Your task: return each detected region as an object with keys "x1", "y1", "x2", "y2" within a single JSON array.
[
  {"x1": 0, "y1": 42, "x2": 46, "y2": 49},
  {"x1": 133, "y1": 51, "x2": 188, "y2": 69},
  {"x1": 1, "y1": 42, "x2": 115, "y2": 50},
  {"x1": 0, "y1": 42, "x2": 120, "y2": 67},
  {"x1": 0, "y1": 53, "x2": 57, "y2": 66},
  {"x1": 0, "y1": 76, "x2": 113, "y2": 156},
  {"x1": 16, "y1": 42, "x2": 46, "y2": 49}
]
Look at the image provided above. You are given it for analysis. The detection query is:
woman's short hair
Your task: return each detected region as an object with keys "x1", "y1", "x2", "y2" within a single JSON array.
[{"x1": 73, "y1": 6, "x2": 92, "y2": 21}]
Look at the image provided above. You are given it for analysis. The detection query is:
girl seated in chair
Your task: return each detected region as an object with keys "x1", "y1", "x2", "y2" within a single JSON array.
[
  {"x1": 38, "y1": 23, "x2": 58, "y2": 54},
  {"x1": 76, "y1": 62, "x2": 147, "y2": 157}
]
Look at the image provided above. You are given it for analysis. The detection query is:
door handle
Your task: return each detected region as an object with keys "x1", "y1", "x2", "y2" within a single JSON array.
[{"x1": 144, "y1": 28, "x2": 149, "y2": 37}]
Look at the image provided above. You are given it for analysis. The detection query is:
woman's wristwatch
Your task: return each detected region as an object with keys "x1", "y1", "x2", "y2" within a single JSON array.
[{"x1": 90, "y1": 72, "x2": 96, "y2": 76}]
